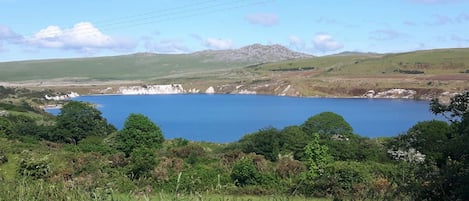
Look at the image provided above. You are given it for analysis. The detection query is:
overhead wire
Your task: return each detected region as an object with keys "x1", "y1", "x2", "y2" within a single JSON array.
[{"x1": 25, "y1": 0, "x2": 274, "y2": 39}]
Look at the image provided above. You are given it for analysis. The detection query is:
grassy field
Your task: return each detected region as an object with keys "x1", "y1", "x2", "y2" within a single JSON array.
[
  {"x1": 253, "y1": 48, "x2": 469, "y2": 76},
  {"x1": 0, "y1": 53, "x2": 252, "y2": 81}
]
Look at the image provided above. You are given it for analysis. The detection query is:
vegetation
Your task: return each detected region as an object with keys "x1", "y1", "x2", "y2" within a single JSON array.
[{"x1": 0, "y1": 86, "x2": 468, "y2": 200}]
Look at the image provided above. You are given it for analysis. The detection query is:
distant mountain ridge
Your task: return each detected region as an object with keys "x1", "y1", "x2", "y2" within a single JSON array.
[{"x1": 193, "y1": 44, "x2": 313, "y2": 63}]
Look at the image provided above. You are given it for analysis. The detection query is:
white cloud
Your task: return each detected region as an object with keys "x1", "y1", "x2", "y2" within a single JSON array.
[
  {"x1": 288, "y1": 35, "x2": 306, "y2": 50},
  {"x1": 144, "y1": 38, "x2": 189, "y2": 54},
  {"x1": 27, "y1": 22, "x2": 135, "y2": 52},
  {"x1": 245, "y1": 13, "x2": 279, "y2": 26},
  {"x1": 203, "y1": 38, "x2": 233, "y2": 50},
  {"x1": 0, "y1": 24, "x2": 22, "y2": 42},
  {"x1": 312, "y1": 33, "x2": 343, "y2": 52}
]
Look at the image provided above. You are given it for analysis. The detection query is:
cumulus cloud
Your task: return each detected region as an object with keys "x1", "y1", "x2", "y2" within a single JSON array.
[
  {"x1": 245, "y1": 13, "x2": 279, "y2": 26},
  {"x1": 26, "y1": 22, "x2": 135, "y2": 52},
  {"x1": 203, "y1": 38, "x2": 233, "y2": 50},
  {"x1": 312, "y1": 33, "x2": 343, "y2": 52},
  {"x1": 0, "y1": 24, "x2": 22, "y2": 42}
]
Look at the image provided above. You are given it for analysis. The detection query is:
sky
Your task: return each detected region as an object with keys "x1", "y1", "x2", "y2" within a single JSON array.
[{"x1": 0, "y1": 0, "x2": 468, "y2": 62}]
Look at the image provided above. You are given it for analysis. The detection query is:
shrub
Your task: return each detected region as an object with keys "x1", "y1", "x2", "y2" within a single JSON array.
[
  {"x1": 231, "y1": 157, "x2": 261, "y2": 186},
  {"x1": 275, "y1": 158, "x2": 306, "y2": 179},
  {"x1": 116, "y1": 113, "x2": 164, "y2": 156},
  {"x1": 17, "y1": 155, "x2": 50, "y2": 179},
  {"x1": 128, "y1": 147, "x2": 157, "y2": 179},
  {"x1": 78, "y1": 136, "x2": 117, "y2": 155}
]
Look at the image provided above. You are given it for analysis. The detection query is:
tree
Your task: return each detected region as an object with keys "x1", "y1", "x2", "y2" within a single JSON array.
[
  {"x1": 405, "y1": 120, "x2": 450, "y2": 162},
  {"x1": 430, "y1": 91, "x2": 468, "y2": 122},
  {"x1": 116, "y1": 113, "x2": 164, "y2": 156},
  {"x1": 237, "y1": 127, "x2": 280, "y2": 161},
  {"x1": 53, "y1": 101, "x2": 115, "y2": 144},
  {"x1": 302, "y1": 112, "x2": 353, "y2": 136},
  {"x1": 278, "y1": 126, "x2": 311, "y2": 160},
  {"x1": 400, "y1": 92, "x2": 469, "y2": 200}
]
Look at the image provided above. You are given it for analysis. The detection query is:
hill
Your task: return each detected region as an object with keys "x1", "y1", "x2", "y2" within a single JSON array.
[
  {"x1": 0, "y1": 44, "x2": 311, "y2": 82},
  {"x1": 0, "y1": 46, "x2": 467, "y2": 99}
]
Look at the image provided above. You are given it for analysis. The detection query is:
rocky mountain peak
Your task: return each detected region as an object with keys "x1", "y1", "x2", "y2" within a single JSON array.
[{"x1": 193, "y1": 44, "x2": 312, "y2": 63}]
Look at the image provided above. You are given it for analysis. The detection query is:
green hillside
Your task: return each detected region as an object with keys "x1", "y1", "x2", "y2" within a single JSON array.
[
  {"x1": 253, "y1": 48, "x2": 469, "y2": 76},
  {"x1": 0, "y1": 53, "x2": 251, "y2": 81}
]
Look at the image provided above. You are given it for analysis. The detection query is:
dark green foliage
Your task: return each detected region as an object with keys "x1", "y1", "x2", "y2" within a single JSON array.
[
  {"x1": 77, "y1": 136, "x2": 117, "y2": 155},
  {"x1": 324, "y1": 133, "x2": 390, "y2": 162},
  {"x1": 116, "y1": 113, "x2": 164, "y2": 156},
  {"x1": 231, "y1": 157, "x2": 261, "y2": 186},
  {"x1": 17, "y1": 155, "x2": 50, "y2": 179},
  {"x1": 393, "y1": 92, "x2": 469, "y2": 200},
  {"x1": 402, "y1": 120, "x2": 450, "y2": 162},
  {"x1": 278, "y1": 126, "x2": 310, "y2": 160},
  {"x1": 0, "y1": 117, "x2": 13, "y2": 137},
  {"x1": 0, "y1": 102, "x2": 36, "y2": 113},
  {"x1": 52, "y1": 101, "x2": 115, "y2": 144},
  {"x1": 129, "y1": 147, "x2": 157, "y2": 179},
  {"x1": 237, "y1": 127, "x2": 281, "y2": 161},
  {"x1": 302, "y1": 112, "x2": 353, "y2": 136}
]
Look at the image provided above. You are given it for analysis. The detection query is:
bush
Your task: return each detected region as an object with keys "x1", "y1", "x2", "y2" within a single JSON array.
[
  {"x1": 17, "y1": 155, "x2": 50, "y2": 179},
  {"x1": 275, "y1": 158, "x2": 306, "y2": 179},
  {"x1": 128, "y1": 147, "x2": 157, "y2": 179},
  {"x1": 78, "y1": 136, "x2": 117, "y2": 155},
  {"x1": 231, "y1": 157, "x2": 261, "y2": 186}
]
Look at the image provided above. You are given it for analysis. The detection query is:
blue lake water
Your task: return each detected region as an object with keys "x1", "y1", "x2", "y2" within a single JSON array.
[{"x1": 46, "y1": 94, "x2": 443, "y2": 142}]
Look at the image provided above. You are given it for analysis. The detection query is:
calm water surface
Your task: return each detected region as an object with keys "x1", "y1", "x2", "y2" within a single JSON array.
[{"x1": 48, "y1": 94, "x2": 443, "y2": 142}]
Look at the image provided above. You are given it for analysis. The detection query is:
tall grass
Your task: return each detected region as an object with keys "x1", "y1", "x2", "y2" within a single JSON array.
[{"x1": 0, "y1": 178, "x2": 329, "y2": 201}]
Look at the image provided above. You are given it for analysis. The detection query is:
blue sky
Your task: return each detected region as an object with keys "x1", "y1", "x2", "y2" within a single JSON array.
[{"x1": 0, "y1": 0, "x2": 468, "y2": 61}]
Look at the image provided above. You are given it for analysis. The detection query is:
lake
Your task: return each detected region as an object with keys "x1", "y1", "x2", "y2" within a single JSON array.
[{"x1": 47, "y1": 94, "x2": 443, "y2": 142}]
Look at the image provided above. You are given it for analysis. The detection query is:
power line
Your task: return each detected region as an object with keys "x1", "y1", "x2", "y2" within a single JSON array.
[{"x1": 24, "y1": 0, "x2": 273, "y2": 39}]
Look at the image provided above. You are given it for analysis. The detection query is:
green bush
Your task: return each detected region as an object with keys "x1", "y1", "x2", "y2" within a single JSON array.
[
  {"x1": 17, "y1": 155, "x2": 50, "y2": 179},
  {"x1": 78, "y1": 136, "x2": 117, "y2": 155},
  {"x1": 128, "y1": 147, "x2": 157, "y2": 179},
  {"x1": 231, "y1": 157, "x2": 261, "y2": 186},
  {"x1": 116, "y1": 113, "x2": 164, "y2": 156}
]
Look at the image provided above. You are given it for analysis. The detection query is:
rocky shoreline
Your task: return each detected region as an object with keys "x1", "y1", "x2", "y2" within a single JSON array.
[{"x1": 46, "y1": 84, "x2": 459, "y2": 104}]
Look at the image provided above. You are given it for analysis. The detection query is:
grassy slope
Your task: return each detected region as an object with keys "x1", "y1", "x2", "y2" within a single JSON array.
[
  {"x1": 0, "y1": 53, "x2": 252, "y2": 81},
  {"x1": 254, "y1": 48, "x2": 469, "y2": 76},
  {"x1": 249, "y1": 48, "x2": 468, "y2": 97}
]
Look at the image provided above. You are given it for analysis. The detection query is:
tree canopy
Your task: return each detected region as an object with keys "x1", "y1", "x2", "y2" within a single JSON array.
[
  {"x1": 53, "y1": 101, "x2": 115, "y2": 144},
  {"x1": 301, "y1": 112, "x2": 353, "y2": 136},
  {"x1": 116, "y1": 113, "x2": 164, "y2": 156}
]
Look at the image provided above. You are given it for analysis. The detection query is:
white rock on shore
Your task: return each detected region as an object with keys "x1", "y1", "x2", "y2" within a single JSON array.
[
  {"x1": 119, "y1": 84, "x2": 184, "y2": 95},
  {"x1": 205, "y1": 86, "x2": 215, "y2": 94},
  {"x1": 44, "y1": 92, "x2": 79, "y2": 100},
  {"x1": 363, "y1": 89, "x2": 416, "y2": 99}
]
